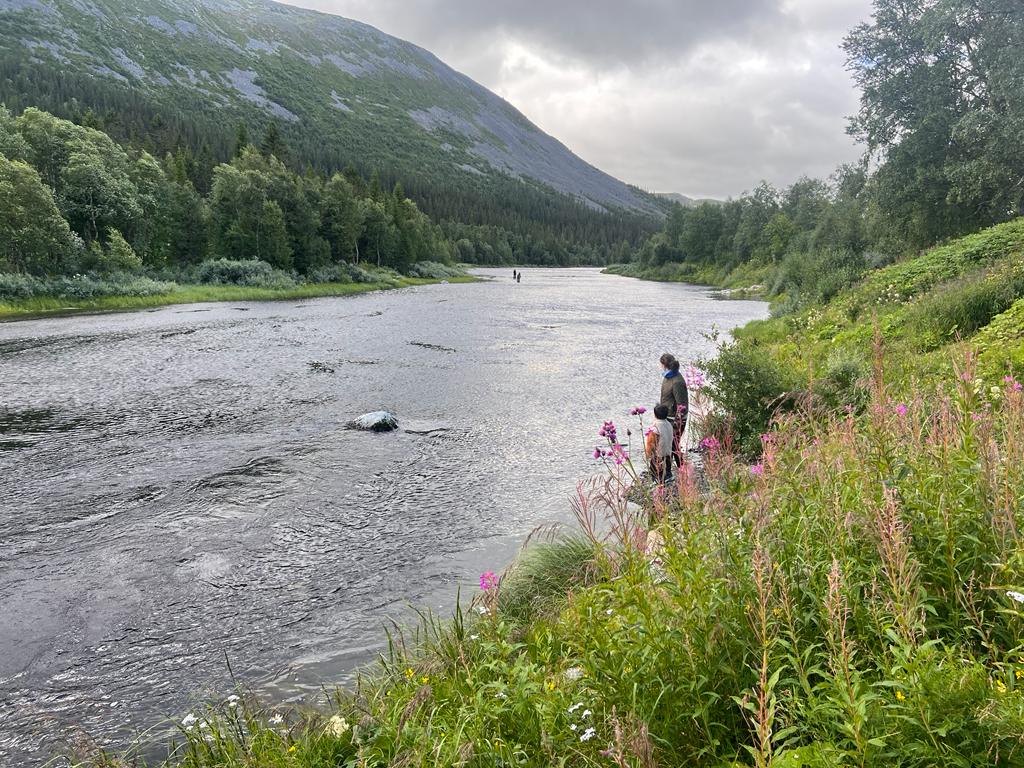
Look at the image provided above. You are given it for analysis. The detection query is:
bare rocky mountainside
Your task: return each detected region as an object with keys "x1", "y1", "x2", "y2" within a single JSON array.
[{"x1": 0, "y1": 0, "x2": 660, "y2": 216}]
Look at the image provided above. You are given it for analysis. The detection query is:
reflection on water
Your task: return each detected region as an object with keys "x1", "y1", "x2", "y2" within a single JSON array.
[{"x1": 0, "y1": 269, "x2": 767, "y2": 765}]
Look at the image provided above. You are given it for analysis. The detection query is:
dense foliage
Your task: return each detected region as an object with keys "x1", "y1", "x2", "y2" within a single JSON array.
[{"x1": 0, "y1": 105, "x2": 460, "y2": 288}]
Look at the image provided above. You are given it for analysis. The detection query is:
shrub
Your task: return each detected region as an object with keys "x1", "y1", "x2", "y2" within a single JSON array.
[
  {"x1": 0, "y1": 272, "x2": 45, "y2": 299},
  {"x1": 703, "y1": 340, "x2": 802, "y2": 455},
  {"x1": 407, "y1": 261, "x2": 464, "y2": 279},
  {"x1": 194, "y1": 258, "x2": 297, "y2": 289}
]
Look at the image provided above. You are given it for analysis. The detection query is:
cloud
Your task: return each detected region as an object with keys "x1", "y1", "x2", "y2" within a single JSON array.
[{"x1": 281, "y1": 0, "x2": 873, "y2": 198}]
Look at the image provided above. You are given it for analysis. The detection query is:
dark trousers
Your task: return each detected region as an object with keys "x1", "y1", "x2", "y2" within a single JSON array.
[{"x1": 650, "y1": 456, "x2": 672, "y2": 485}]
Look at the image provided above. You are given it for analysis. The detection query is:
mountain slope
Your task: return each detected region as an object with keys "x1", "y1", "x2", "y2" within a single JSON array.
[{"x1": 0, "y1": 0, "x2": 660, "y2": 217}]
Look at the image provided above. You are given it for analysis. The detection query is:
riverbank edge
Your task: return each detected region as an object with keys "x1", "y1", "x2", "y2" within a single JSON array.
[
  {"x1": 601, "y1": 263, "x2": 769, "y2": 299},
  {"x1": 0, "y1": 276, "x2": 480, "y2": 321}
]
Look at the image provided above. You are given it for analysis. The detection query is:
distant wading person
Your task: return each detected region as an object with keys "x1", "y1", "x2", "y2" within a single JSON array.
[{"x1": 659, "y1": 353, "x2": 689, "y2": 466}]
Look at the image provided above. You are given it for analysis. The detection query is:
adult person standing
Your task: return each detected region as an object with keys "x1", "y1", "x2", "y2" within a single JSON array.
[{"x1": 659, "y1": 353, "x2": 690, "y2": 466}]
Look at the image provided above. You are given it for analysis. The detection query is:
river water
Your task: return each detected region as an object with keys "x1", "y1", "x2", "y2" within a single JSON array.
[{"x1": 0, "y1": 268, "x2": 767, "y2": 765}]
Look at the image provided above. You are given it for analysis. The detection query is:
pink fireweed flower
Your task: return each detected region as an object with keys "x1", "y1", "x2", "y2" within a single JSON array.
[
  {"x1": 895, "y1": 403, "x2": 908, "y2": 417},
  {"x1": 1005, "y1": 375, "x2": 1023, "y2": 392},
  {"x1": 700, "y1": 436, "x2": 720, "y2": 454},
  {"x1": 684, "y1": 366, "x2": 705, "y2": 390},
  {"x1": 479, "y1": 571, "x2": 498, "y2": 591},
  {"x1": 629, "y1": 406, "x2": 647, "y2": 416},
  {"x1": 750, "y1": 464, "x2": 764, "y2": 476}
]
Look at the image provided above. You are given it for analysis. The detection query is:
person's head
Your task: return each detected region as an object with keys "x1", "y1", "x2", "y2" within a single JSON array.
[
  {"x1": 660, "y1": 353, "x2": 680, "y2": 373},
  {"x1": 654, "y1": 404, "x2": 670, "y2": 420}
]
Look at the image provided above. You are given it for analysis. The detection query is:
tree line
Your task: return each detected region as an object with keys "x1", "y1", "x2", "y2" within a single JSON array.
[{"x1": 633, "y1": 0, "x2": 1024, "y2": 307}]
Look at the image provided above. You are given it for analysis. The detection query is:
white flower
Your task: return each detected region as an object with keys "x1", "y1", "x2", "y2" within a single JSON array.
[
  {"x1": 181, "y1": 713, "x2": 198, "y2": 727},
  {"x1": 269, "y1": 714, "x2": 284, "y2": 726},
  {"x1": 570, "y1": 724, "x2": 578, "y2": 731},
  {"x1": 580, "y1": 727, "x2": 596, "y2": 742},
  {"x1": 325, "y1": 715, "x2": 350, "y2": 737},
  {"x1": 564, "y1": 667, "x2": 584, "y2": 681},
  {"x1": 477, "y1": 606, "x2": 490, "y2": 616},
  {"x1": 227, "y1": 695, "x2": 239, "y2": 708},
  {"x1": 582, "y1": 709, "x2": 592, "y2": 719},
  {"x1": 495, "y1": 691, "x2": 507, "y2": 700},
  {"x1": 469, "y1": 634, "x2": 479, "y2": 640},
  {"x1": 567, "y1": 702, "x2": 584, "y2": 714},
  {"x1": 199, "y1": 720, "x2": 210, "y2": 730},
  {"x1": 605, "y1": 609, "x2": 613, "y2": 616},
  {"x1": 1008, "y1": 591, "x2": 1024, "y2": 604}
]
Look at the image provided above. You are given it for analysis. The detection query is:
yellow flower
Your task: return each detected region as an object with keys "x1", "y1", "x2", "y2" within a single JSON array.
[
  {"x1": 996, "y1": 679, "x2": 1008, "y2": 694},
  {"x1": 404, "y1": 668, "x2": 414, "y2": 680},
  {"x1": 288, "y1": 745, "x2": 297, "y2": 753},
  {"x1": 546, "y1": 680, "x2": 556, "y2": 692},
  {"x1": 420, "y1": 676, "x2": 430, "y2": 685},
  {"x1": 1016, "y1": 670, "x2": 1023, "y2": 681},
  {"x1": 895, "y1": 690, "x2": 906, "y2": 702}
]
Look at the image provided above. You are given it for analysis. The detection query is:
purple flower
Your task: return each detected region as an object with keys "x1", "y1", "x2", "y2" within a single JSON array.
[
  {"x1": 598, "y1": 420, "x2": 618, "y2": 443},
  {"x1": 895, "y1": 403, "x2": 908, "y2": 417},
  {"x1": 684, "y1": 366, "x2": 706, "y2": 390},
  {"x1": 750, "y1": 464, "x2": 764, "y2": 476},
  {"x1": 629, "y1": 406, "x2": 648, "y2": 416},
  {"x1": 1005, "y1": 375, "x2": 1023, "y2": 392},
  {"x1": 700, "y1": 436, "x2": 720, "y2": 454},
  {"x1": 480, "y1": 571, "x2": 498, "y2": 591}
]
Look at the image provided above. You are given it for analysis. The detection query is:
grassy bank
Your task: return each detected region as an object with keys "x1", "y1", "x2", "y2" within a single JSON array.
[
  {"x1": 603, "y1": 261, "x2": 771, "y2": 296},
  {"x1": 0, "y1": 276, "x2": 478, "y2": 321}
]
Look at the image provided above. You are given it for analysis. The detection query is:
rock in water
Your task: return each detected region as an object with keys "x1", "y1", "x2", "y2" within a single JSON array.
[{"x1": 350, "y1": 411, "x2": 399, "y2": 432}]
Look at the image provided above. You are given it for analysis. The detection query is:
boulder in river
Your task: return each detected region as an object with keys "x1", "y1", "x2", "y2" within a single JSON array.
[{"x1": 350, "y1": 411, "x2": 399, "y2": 432}]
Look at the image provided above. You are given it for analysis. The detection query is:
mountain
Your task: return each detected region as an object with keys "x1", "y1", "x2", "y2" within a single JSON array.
[
  {"x1": 656, "y1": 192, "x2": 722, "y2": 208},
  {"x1": 0, "y1": 0, "x2": 661, "y2": 221}
]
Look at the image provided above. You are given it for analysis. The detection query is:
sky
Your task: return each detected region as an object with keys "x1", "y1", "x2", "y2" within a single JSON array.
[{"x1": 279, "y1": 0, "x2": 875, "y2": 199}]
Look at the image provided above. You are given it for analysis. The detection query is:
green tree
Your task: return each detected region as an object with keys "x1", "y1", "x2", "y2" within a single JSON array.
[
  {"x1": 0, "y1": 155, "x2": 76, "y2": 274},
  {"x1": 321, "y1": 173, "x2": 363, "y2": 262}
]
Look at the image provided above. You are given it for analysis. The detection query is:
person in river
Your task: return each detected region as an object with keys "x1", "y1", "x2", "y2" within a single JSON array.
[
  {"x1": 517, "y1": 272, "x2": 522, "y2": 283},
  {"x1": 659, "y1": 353, "x2": 690, "y2": 466},
  {"x1": 513, "y1": 269, "x2": 517, "y2": 281},
  {"x1": 645, "y1": 403, "x2": 674, "y2": 485}
]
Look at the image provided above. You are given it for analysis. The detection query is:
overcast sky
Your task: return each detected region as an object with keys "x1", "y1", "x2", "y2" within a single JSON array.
[{"x1": 280, "y1": 0, "x2": 874, "y2": 199}]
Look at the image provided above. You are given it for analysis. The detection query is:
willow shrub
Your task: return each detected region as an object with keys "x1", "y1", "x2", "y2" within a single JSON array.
[{"x1": 81, "y1": 354, "x2": 1024, "y2": 768}]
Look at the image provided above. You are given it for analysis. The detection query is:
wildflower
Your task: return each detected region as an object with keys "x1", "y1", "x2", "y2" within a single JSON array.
[
  {"x1": 582, "y1": 709, "x2": 592, "y2": 719},
  {"x1": 495, "y1": 691, "x2": 507, "y2": 699},
  {"x1": 750, "y1": 464, "x2": 764, "y2": 476},
  {"x1": 226, "y1": 694, "x2": 240, "y2": 708},
  {"x1": 629, "y1": 406, "x2": 647, "y2": 416},
  {"x1": 546, "y1": 680, "x2": 556, "y2": 692},
  {"x1": 564, "y1": 666, "x2": 584, "y2": 681},
  {"x1": 269, "y1": 713, "x2": 284, "y2": 726},
  {"x1": 684, "y1": 366, "x2": 705, "y2": 390},
  {"x1": 996, "y1": 679, "x2": 1008, "y2": 694},
  {"x1": 700, "y1": 436, "x2": 720, "y2": 454},
  {"x1": 1007, "y1": 591, "x2": 1024, "y2": 604},
  {"x1": 1016, "y1": 670, "x2": 1023, "y2": 681},
  {"x1": 477, "y1": 606, "x2": 490, "y2": 616},
  {"x1": 325, "y1": 715, "x2": 350, "y2": 737},
  {"x1": 605, "y1": 609, "x2": 613, "y2": 616},
  {"x1": 405, "y1": 668, "x2": 415, "y2": 680},
  {"x1": 895, "y1": 690, "x2": 906, "y2": 702},
  {"x1": 469, "y1": 634, "x2": 479, "y2": 640},
  {"x1": 568, "y1": 702, "x2": 584, "y2": 714},
  {"x1": 420, "y1": 676, "x2": 429, "y2": 685},
  {"x1": 570, "y1": 723, "x2": 578, "y2": 731},
  {"x1": 479, "y1": 571, "x2": 498, "y2": 591},
  {"x1": 289, "y1": 745, "x2": 297, "y2": 753},
  {"x1": 181, "y1": 713, "x2": 198, "y2": 728},
  {"x1": 580, "y1": 727, "x2": 597, "y2": 742},
  {"x1": 894, "y1": 403, "x2": 908, "y2": 417}
]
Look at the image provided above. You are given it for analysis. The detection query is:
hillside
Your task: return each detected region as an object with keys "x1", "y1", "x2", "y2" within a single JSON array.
[{"x1": 0, "y1": 0, "x2": 661, "y2": 224}]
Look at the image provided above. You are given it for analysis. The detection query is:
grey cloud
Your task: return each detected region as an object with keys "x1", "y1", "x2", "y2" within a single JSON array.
[{"x1": 282, "y1": 0, "x2": 873, "y2": 198}]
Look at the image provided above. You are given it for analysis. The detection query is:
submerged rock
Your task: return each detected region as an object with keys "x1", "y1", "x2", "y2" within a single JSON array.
[{"x1": 350, "y1": 411, "x2": 399, "y2": 432}]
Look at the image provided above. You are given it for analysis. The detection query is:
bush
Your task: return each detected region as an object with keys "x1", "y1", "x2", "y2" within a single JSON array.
[
  {"x1": 0, "y1": 272, "x2": 45, "y2": 300},
  {"x1": 407, "y1": 261, "x2": 464, "y2": 279},
  {"x1": 703, "y1": 340, "x2": 802, "y2": 456},
  {"x1": 194, "y1": 259, "x2": 297, "y2": 289}
]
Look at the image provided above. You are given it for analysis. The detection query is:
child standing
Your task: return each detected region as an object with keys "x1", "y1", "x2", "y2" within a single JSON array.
[{"x1": 645, "y1": 404, "x2": 675, "y2": 485}]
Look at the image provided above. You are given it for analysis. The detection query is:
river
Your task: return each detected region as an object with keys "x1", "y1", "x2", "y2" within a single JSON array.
[{"x1": 0, "y1": 268, "x2": 767, "y2": 765}]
